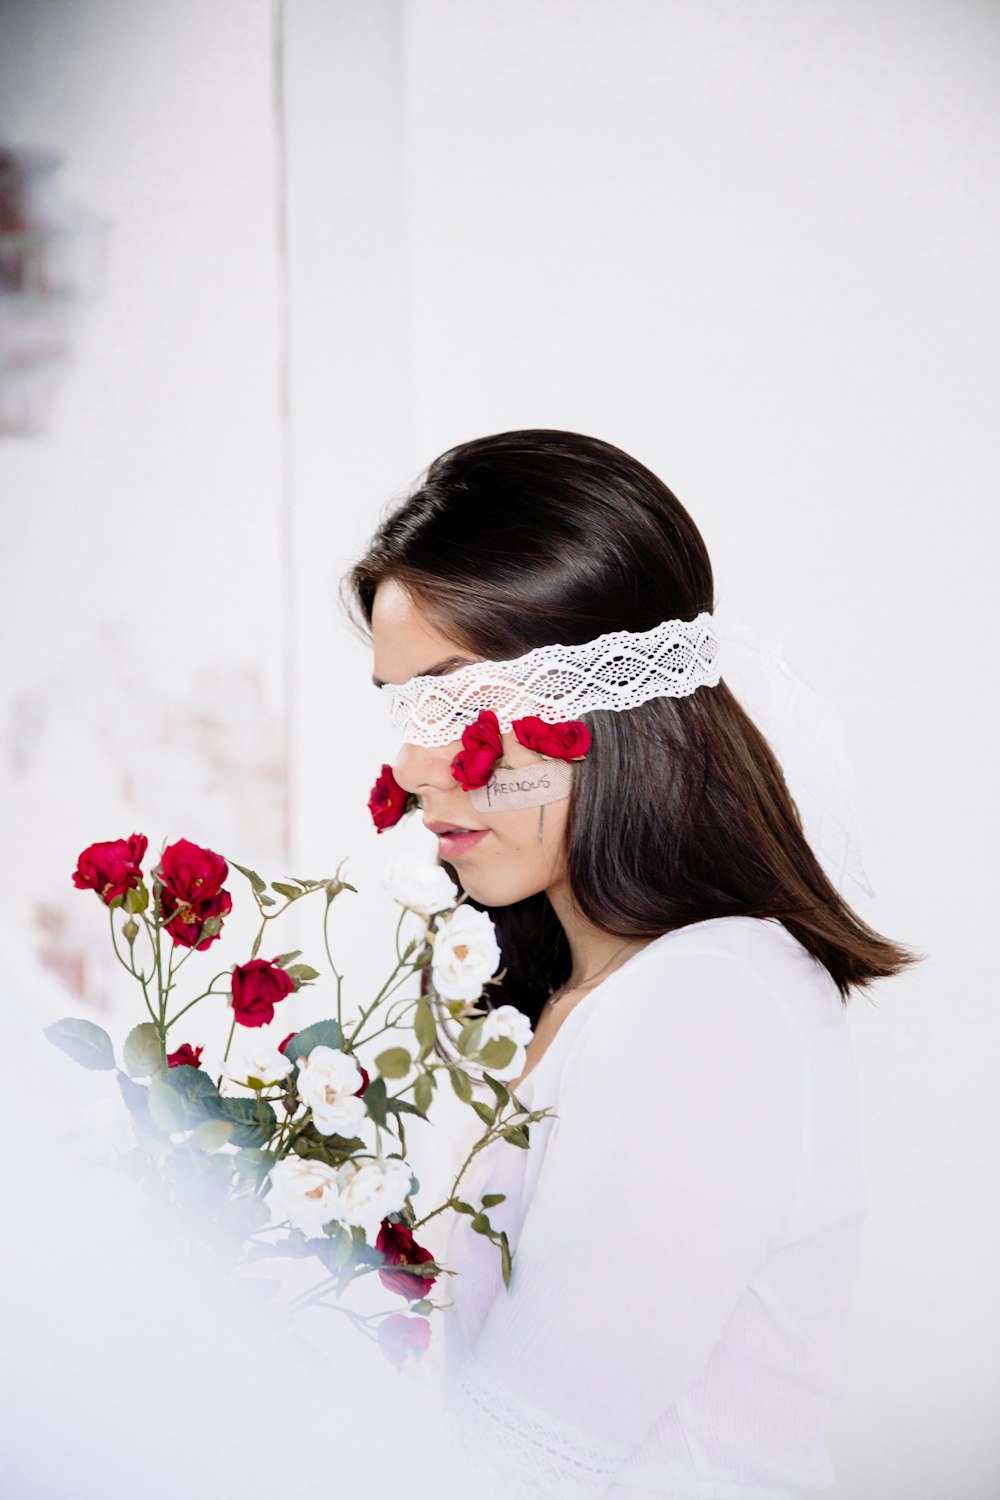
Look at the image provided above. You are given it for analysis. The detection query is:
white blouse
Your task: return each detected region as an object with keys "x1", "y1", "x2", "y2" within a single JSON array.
[{"x1": 441, "y1": 915, "x2": 867, "y2": 1498}]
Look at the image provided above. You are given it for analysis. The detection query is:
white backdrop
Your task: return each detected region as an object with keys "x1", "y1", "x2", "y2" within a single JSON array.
[{"x1": 2, "y1": 2, "x2": 998, "y2": 1495}]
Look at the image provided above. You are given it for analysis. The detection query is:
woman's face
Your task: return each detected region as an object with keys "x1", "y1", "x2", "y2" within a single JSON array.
[{"x1": 371, "y1": 580, "x2": 570, "y2": 907}]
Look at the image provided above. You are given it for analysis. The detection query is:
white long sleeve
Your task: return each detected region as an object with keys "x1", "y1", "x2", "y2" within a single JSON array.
[{"x1": 444, "y1": 916, "x2": 867, "y2": 1498}]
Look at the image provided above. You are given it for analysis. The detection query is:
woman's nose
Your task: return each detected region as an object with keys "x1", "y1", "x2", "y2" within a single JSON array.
[{"x1": 392, "y1": 739, "x2": 459, "y2": 796}]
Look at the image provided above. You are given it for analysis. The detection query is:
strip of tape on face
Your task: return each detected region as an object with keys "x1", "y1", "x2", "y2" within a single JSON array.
[{"x1": 468, "y1": 758, "x2": 573, "y2": 814}]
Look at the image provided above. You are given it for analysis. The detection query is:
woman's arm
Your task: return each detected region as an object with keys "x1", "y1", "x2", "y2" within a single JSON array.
[{"x1": 453, "y1": 943, "x2": 808, "y2": 1492}]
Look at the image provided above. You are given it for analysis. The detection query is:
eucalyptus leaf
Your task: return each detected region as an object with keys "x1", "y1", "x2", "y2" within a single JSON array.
[
  {"x1": 413, "y1": 1071, "x2": 435, "y2": 1115},
  {"x1": 271, "y1": 881, "x2": 301, "y2": 901},
  {"x1": 232, "y1": 861, "x2": 267, "y2": 894},
  {"x1": 450, "y1": 1067, "x2": 473, "y2": 1103},
  {"x1": 375, "y1": 1046, "x2": 413, "y2": 1080},
  {"x1": 499, "y1": 1231, "x2": 512, "y2": 1288},
  {"x1": 481, "y1": 1072, "x2": 510, "y2": 1108},
  {"x1": 45, "y1": 1017, "x2": 115, "y2": 1072},
  {"x1": 286, "y1": 963, "x2": 320, "y2": 984},
  {"x1": 123, "y1": 1022, "x2": 162, "y2": 1079},
  {"x1": 414, "y1": 1000, "x2": 436, "y2": 1054},
  {"x1": 478, "y1": 1036, "x2": 516, "y2": 1070},
  {"x1": 457, "y1": 1020, "x2": 484, "y2": 1057}
]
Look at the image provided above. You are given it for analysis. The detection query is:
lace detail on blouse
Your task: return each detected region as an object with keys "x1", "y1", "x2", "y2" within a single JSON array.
[{"x1": 455, "y1": 1353, "x2": 628, "y2": 1494}]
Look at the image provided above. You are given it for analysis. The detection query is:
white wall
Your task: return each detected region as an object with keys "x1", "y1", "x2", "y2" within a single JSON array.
[
  {"x1": 2, "y1": 2, "x2": 998, "y2": 1493},
  {"x1": 284, "y1": 3, "x2": 1000, "y2": 1495}
]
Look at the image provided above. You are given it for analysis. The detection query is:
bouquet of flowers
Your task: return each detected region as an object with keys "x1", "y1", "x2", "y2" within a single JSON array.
[{"x1": 49, "y1": 833, "x2": 551, "y2": 1366}]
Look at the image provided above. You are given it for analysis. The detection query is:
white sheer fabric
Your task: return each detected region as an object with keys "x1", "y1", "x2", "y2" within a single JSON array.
[{"x1": 442, "y1": 917, "x2": 867, "y2": 1498}]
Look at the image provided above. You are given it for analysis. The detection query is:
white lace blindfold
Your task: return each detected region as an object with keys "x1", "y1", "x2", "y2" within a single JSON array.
[{"x1": 380, "y1": 609, "x2": 873, "y2": 902}]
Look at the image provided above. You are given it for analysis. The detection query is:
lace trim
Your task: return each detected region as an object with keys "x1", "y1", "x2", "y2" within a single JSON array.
[
  {"x1": 454, "y1": 1354, "x2": 628, "y2": 1494},
  {"x1": 382, "y1": 613, "x2": 720, "y2": 747}
]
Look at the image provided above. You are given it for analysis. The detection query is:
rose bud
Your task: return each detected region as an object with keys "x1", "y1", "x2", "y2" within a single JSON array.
[
  {"x1": 122, "y1": 917, "x2": 139, "y2": 945},
  {"x1": 376, "y1": 1313, "x2": 432, "y2": 1369},
  {"x1": 72, "y1": 834, "x2": 148, "y2": 907},
  {"x1": 375, "y1": 1218, "x2": 438, "y2": 1300},
  {"x1": 167, "y1": 1043, "x2": 204, "y2": 1069},
  {"x1": 368, "y1": 764, "x2": 414, "y2": 832},
  {"x1": 511, "y1": 715, "x2": 591, "y2": 761},
  {"x1": 449, "y1": 709, "x2": 504, "y2": 791},
  {"x1": 230, "y1": 958, "x2": 296, "y2": 1028}
]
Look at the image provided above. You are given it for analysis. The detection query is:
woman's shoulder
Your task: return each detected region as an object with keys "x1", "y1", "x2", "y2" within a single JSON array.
[{"x1": 606, "y1": 915, "x2": 844, "y2": 1037}]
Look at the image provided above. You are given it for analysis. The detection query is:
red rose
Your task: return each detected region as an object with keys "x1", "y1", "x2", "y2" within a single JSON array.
[
  {"x1": 230, "y1": 958, "x2": 295, "y2": 1028},
  {"x1": 511, "y1": 716, "x2": 591, "y2": 761},
  {"x1": 167, "y1": 1043, "x2": 203, "y2": 1069},
  {"x1": 355, "y1": 1064, "x2": 370, "y2": 1097},
  {"x1": 278, "y1": 1032, "x2": 296, "y2": 1055},
  {"x1": 377, "y1": 1313, "x2": 432, "y2": 1368},
  {"x1": 157, "y1": 838, "x2": 233, "y2": 950},
  {"x1": 376, "y1": 1218, "x2": 438, "y2": 1300},
  {"x1": 450, "y1": 709, "x2": 504, "y2": 791},
  {"x1": 72, "y1": 833, "x2": 148, "y2": 906},
  {"x1": 368, "y1": 764, "x2": 413, "y2": 832}
]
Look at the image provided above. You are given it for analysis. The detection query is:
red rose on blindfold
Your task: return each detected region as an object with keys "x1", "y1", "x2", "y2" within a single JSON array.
[
  {"x1": 512, "y1": 716, "x2": 591, "y2": 761},
  {"x1": 377, "y1": 1313, "x2": 432, "y2": 1368},
  {"x1": 450, "y1": 709, "x2": 504, "y2": 791}
]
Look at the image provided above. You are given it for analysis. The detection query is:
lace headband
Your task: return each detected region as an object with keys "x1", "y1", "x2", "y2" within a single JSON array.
[{"x1": 381, "y1": 611, "x2": 721, "y2": 748}]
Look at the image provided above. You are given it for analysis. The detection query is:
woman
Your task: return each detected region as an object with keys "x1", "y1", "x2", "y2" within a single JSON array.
[{"x1": 347, "y1": 429, "x2": 913, "y2": 1498}]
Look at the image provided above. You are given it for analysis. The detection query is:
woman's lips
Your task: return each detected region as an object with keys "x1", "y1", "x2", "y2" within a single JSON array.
[{"x1": 437, "y1": 829, "x2": 490, "y2": 858}]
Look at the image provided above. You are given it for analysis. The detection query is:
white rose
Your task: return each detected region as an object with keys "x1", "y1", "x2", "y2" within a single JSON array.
[
  {"x1": 222, "y1": 1040, "x2": 294, "y2": 1090},
  {"x1": 267, "y1": 1156, "x2": 342, "y2": 1237},
  {"x1": 296, "y1": 1045, "x2": 368, "y2": 1137},
  {"x1": 477, "y1": 1003, "x2": 533, "y2": 1080},
  {"x1": 382, "y1": 853, "x2": 458, "y2": 920},
  {"x1": 336, "y1": 1156, "x2": 413, "y2": 1237},
  {"x1": 431, "y1": 904, "x2": 501, "y2": 1001}
]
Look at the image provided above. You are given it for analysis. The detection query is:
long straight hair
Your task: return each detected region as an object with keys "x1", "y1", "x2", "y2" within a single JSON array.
[{"x1": 347, "y1": 429, "x2": 915, "y2": 1016}]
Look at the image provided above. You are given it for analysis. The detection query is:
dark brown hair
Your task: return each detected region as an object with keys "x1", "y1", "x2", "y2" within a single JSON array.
[{"x1": 346, "y1": 428, "x2": 915, "y2": 1016}]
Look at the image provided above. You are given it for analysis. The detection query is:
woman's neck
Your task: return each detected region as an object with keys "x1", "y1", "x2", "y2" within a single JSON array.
[{"x1": 546, "y1": 875, "x2": 648, "y2": 988}]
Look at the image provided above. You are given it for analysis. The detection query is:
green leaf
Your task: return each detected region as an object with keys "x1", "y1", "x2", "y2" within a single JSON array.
[
  {"x1": 45, "y1": 1017, "x2": 115, "y2": 1072},
  {"x1": 413, "y1": 1070, "x2": 435, "y2": 1115},
  {"x1": 451, "y1": 1199, "x2": 476, "y2": 1216},
  {"x1": 124, "y1": 881, "x2": 149, "y2": 914},
  {"x1": 232, "y1": 861, "x2": 267, "y2": 894},
  {"x1": 258, "y1": 894, "x2": 277, "y2": 907},
  {"x1": 147, "y1": 1073, "x2": 190, "y2": 1134},
  {"x1": 123, "y1": 1022, "x2": 162, "y2": 1079},
  {"x1": 502, "y1": 1124, "x2": 530, "y2": 1148},
  {"x1": 375, "y1": 1046, "x2": 412, "y2": 1080},
  {"x1": 470, "y1": 1100, "x2": 496, "y2": 1127},
  {"x1": 283, "y1": 1019, "x2": 342, "y2": 1062},
  {"x1": 470, "y1": 1212, "x2": 493, "y2": 1236},
  {"x1": 450, "y1": 1067, "x2": 473, "y2": 1103},
  {"x1": 414, "y1": 999, "x2": 436, "y2": 1054},
  {"x1": 216, "y1": 1095, "x2": 277, "y2": 1148},
  {"x1": 271, "y1": 881, "x2": 301, "y2": 901},
  {"x1": 362, "y1": 1075, "x2": 389, "y2": 1128},
  {"x1": 232, "y1": 1147, "x2": 276, "y2": 1186},
  {"x1": 286, "y1": 963, "x2": 321, "y2": 984},
  {"x1": 481, "y1": 1072, "x2": 510, "y2": 1108},
  {"x1": 481, "y1": 1193, "x2": 506, "y2": 1208},
  {"x1": 272, "y1": 950, "x2": 302, "y2": 967},
  {"x1": 189, "y1": 1118, "x2": 233, "y2": 1152},
  {"x1": 456, "y1": 1020, "x2": 484, "y2": 1057},
  {"x1": 165, "y1": 1063, "x2": 221, "y2": 1119},
  {"x1": 499, "y1": 1230, "x2": 512, "y2": 1288},
  {"x1": 478, "y1": 1036, "x2": 516, "y2": 1070}
]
